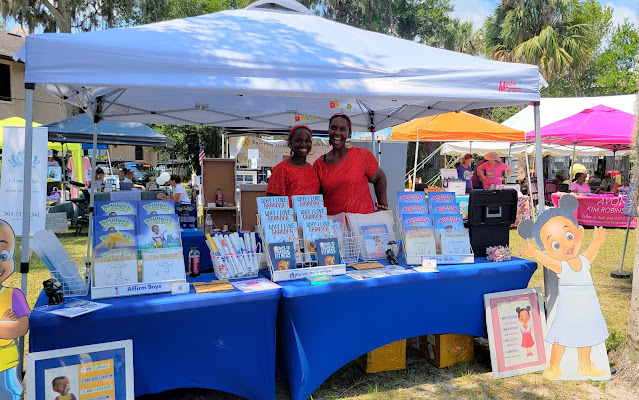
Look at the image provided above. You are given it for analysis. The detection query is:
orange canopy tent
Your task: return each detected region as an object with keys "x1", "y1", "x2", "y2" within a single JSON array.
[{"x1": 390, "y1": 111, "x2": 524, "y2": 142}]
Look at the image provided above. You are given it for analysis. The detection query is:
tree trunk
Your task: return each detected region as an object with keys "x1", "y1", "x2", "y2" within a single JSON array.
[{"x1": 626, "y1": 92, "x2": 639, "y2": 354}]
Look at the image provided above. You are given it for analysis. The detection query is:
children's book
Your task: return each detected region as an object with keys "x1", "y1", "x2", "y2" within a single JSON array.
[
  {"x1": 95, "y1": 215, "x2": 137, "y2": 233},
  {"x1": 427, "y1": 191, "x2": 456, "y2": 212},
  {"x1": 402, "y1": 213, "x2": 433, "y2": 227},
  {"x1": 260, "y1": 208, "x2": 294, "y2": 224},
  {"x1": 257, "y1": 196, "x2": 289, "y2": 214},
  {"x1": 301, "y1": 220, "x2": 337, "y2": 253},
  {"x1": 440, "y1": 233, "x2": 472, "y2": 255},
  {"x1": 398, "y1": 202, "x2": 428, "y2": 216},
  {"x1": 93, "y1": 246, "x2": 139, "y2": 260},
  {"x1": 315, "y1": 238, "x2": 342, "y2": 266},
  {"x1": 404, "y1": 227, "x2": 437, "y2": 257},
  {"x1": 93, "y1": 257, "x2": 139, "y2": 287},
  {"x1": 296, "y1": 207, "x2": 328, "y2": 223},
  {"x1": 268, "y1": 242, "x2": 297, "y2": 270},
  {"x1": 141, "y1": 248, "x2": 186, "y2": 282},
  {"x1": 397, "y1": 191, "x2": 426, "y2": 204},
  {"x1": 291, "y1": 195, "x2": 324, "y2": 212},
  {"x1": 434, "y1": 214, "x2": 465, "y2": 231},
  {"x1": 262, "y1": 221, "x2": 299, "y2": 247},
  {"x1": 93, "y1": 229, "x2": 137, "y2": 250},
  {"x1": 176, "y1": 203, "x2": 197, "y2": 229},
  {"x1": 138, "y1": 214, "x2": 181, "y2": 250},
  {"x1": 360, "y1": 224, "x2": 391, "y2": 259},
  {"x1": 138, "y1": 200, "x2": 176, "y2": 216},
  {"x1": 95, "y1": 200, "x2": 137, "y2": 217},
  {"x1": 431, "y1": 202, "x2": 460, "y2": 215}
]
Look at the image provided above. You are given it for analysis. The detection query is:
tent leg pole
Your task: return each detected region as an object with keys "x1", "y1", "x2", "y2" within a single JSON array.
[
  {"x1": 524, "y1": 142, "x2": 534, "y2": 222},
  {"x1": 570, "y1": 142, "x2": 576, "y2": 182},
  {"x1": 412, "y1": 141, "x2": 419, "y2": 191},
  {"x1": 87, "y1": 103, "x2": 102, "y2": 272},
  {"x1": 533, "y1": 102, "x2": 545, "y2": 213},
  {"x1": 106, "y1": 147, "x2": 112, "y2": 175},
  {"x1": 612, "y1": 217, "x2": 632, "y2": 278},
  {"x1": 18, "y1": 83, "x2": 35, "y2": 379}
]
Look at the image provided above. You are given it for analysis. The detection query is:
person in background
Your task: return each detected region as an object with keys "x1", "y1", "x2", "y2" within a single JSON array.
[
  {"x1": 157, "y1": 174, "x2": 190, "y2": 204},
  {"x1": 476, "y1": 152, "x2": 513, "y2": 189},
  {"x1": 47, "y1": 150, "x2": 60, "y2": 167},
  {"x1": 570, "y1": 173, "x2": 591, "y2": 194},
  {"x1": 470, "y1": 158, "x2": 487, "y2": 189},
  {"x1": 266, "y1": 125, "x2": 320, "y2": 202},
  {"x1": 588, "y1": 171, "x2": 601, "y2": 186},
  {"x1": 555, "y1": 171, "x2": 567, "y2": 183},
  {"x1": 456, "y1": 153, "x2": 473, "y2": 193},
  {"x1": 313, "y1": 113, "x2": 388, "y2": 215},
  {"x1": 122, "y1": 168, "x2": 146, "y2": 190},
  {"x1": 86, "y1": 167, "x2": 105, "y2": 190},
  {"x1": 595, "y1": 173, "x2": 613, "y2": 193}
]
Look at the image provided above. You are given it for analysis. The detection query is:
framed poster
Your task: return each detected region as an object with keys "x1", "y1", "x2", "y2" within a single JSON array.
[
  {"x1": 484, "y1": 287, "x2": 549, "y2": 378},
  {"x1": 26, "y1": 339, "x2": 134, "y2": 400}
]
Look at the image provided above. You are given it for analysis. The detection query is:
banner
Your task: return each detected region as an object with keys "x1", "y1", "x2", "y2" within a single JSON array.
[
  {"x1": 229, "y1": 136, "x2": 332, "y2": 168},
  {"x1": 551, "y1": 193, "x2": 637, "y2": 228},
  {"x1": 0, "y1": 126, "x2": 48, "y2": 235}
]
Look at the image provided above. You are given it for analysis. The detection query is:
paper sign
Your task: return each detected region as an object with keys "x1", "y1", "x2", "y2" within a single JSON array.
[{"x1": 45, "y1": 212, "x2": 68, "y2": 232}]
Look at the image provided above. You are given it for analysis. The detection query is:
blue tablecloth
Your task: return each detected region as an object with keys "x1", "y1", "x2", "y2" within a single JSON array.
[
  {"x1": 29, "y1": 274, "x2": 281, "y2": 400},
  {"x1": 272, "y1": 257, "x2": 537, "y2": 400}
]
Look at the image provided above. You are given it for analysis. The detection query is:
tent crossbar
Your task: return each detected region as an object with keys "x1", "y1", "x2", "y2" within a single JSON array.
[{"x1": 99, "y1": 89, "x2": 127, "y2": 115}]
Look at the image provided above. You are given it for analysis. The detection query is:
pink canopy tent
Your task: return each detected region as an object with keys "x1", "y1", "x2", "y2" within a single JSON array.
[{"x1": 524, "y1": 104, "x2": 636, "y2": 151}]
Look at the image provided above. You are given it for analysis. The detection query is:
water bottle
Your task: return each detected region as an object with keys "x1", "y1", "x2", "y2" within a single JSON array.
[
  {"x1": 216, "y1": 187, "x2": 223, "y2": 207},
  {"x1": 189, "y1": 247, "x2": 201, "y2": 278},
  {"x1": 205, "y1": 214, "x2": 213, "y2": 235}
]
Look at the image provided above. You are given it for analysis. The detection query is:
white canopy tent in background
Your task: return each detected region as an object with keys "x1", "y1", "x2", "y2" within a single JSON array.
[{"x1": 13, "y1": 0, "x2": 547, "y2": 370}]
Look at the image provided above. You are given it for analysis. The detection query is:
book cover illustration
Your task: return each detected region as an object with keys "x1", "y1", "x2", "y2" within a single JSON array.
[
  {"x1": 404, "y1": 226, "x2": 437, "y2": 256},
  {"x1": 138, "y1": 200, "x2": 176, "y2": 216},
  {"x1": 268, "y1": 242, "x2": 297, "y2": 270},
  {"x1": 93, "y1": 246, "x2": 139, "y2": 260},
  {"x1": 291, "y1": 195, "x2": 324, "y2": 211},
  {"x1": 397, "y1": 191, "x2": 426, "y2": 204},
  {"x1": 398, "y1": 202, "x2": 428, "y2": 216},
  {"x1": 440, "y1": 233, "x2": 472, "y2": 255},
  {"x1": 301, "y1": 220, "x2": 337, "y2": 253},
  {"x1": 95, "y1": 215, "x2": 137, "y2": 233},
  {"x1": 93, "y1": 229, "x2": 137, "y2": 249},
  {"x1": 95, "y1": 200, "x2": 137, "y2": 217},
  {"x1": 141, "y1": 248, "x2": 185, "y2": 282},
  {"x1": 434, "y1": 214, "x2": 465, "y2": 231},
  {"x1": 257, "y1": 196, "x2": 289, "y2": 213},
  {"x1": 428, "y1": 191, "x2": 456, "y2": 211},
  {"x1": 260, "y1": 208, "x2": 294, "y2": 224},
  {"x1": 262, "y1": 221, "x2": 299, "y2": 248},
  {"x1": 315, "y1": 238, "x2": 341, "y2": 266},
  {"x1": 360, "y1": 224, "x2": 392, "y2": 259},
  {"x1": 93, "y1": 257, "x2": 139, "y2": 287},
  {"x1": 138, "y1": 214, "x2": 182, "y2": 250},
  {"x1": 402, "y1": 214, "x2": 433, "y2": 227},
  {"x1": 176, "y1": 203, "x2": 197, "y2": 229},
  {"x1": 431, "y1": 202, "x2": 460, "y2": 215},
  {"x1": 296, "y1": 207, "x2": 328, "y2": 223},
  {"x1": 47, "y1": 166, "x2": 62, "y2": 181}
]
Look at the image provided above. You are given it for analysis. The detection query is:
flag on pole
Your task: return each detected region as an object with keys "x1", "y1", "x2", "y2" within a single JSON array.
[{"x1": 199, "y1": 140, "x2": 206, "y2": 166}]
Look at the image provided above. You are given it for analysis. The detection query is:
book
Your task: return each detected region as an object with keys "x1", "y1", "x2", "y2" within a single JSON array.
[
  {"x1": 95, "y1": 200, "x2": 137, "y2": 217},
  {"x1": 402, "y1": 213, "x2": 433, "y2": 227},
  {"x1": 141, "y1": 248, "x2": 186, "y2": 282},
  {"x1": 427, "y1": 191, "x2": 456, "y2": 212},
  {"x1": 138, "y1": 214, "x2": 182, "y2": 250},
  {"x1": 291, "y1": 195, "x2": 324, "y2": 212},
  {"x1": 93, "y1": 246, "x2": 139, "y2": 260},
  {"x1": 404, "y1": 234, "x2": 437, "y2": 257},
  {"x1": 397, "y1": 191, "x2": 426, "y2": 204},
  {"x1": 95, "y1": 215, "x2": 137, "y2": 233},
  {"x1": 431, "y1": 202, "x2": 460, "y2": 215},
  {"x1": 268, "y1": 242, "x2": 297, "y2": 270},
  {"x1": 232, "y1": 278, "x2": 282, "y2": 293},
  {"x1": 93, "y1": 229, "x2": 137, "y2": 249},
  {"x1": 360, "y1": 224, "x2": 391, "y2": 259},
  {"x1": 440, "y1": 233, "x2": 472, "y2": 255},
  {"x1": 34, "y1": 299, "x2": 111, "y2": 318},
  {"x1": 176, "y1": 203, "x2": 197, "y2": 229},
  {"x1": 257, "y1": 196, "x2": 289, "y2": 214},
  {"x1": 296, "y1": 207, "x2": 328, "y2": 223},
  {"x1": 315, "y1": 238, "x2": 341, "y2": 266},
  {"x1": 262, "y1": 221, "x2": 299, "y2": 247},
  {"x1": 93, "y1": 257, "x2": 139, "y2": 286},
  {"x1": 301, "y1": 220, "x2": 337, "y2": 253},
  {"x1": 434, "y1": 214, "x2": 465, "y2": 231},
  {"x1": 260, "y1": 208, "x2": 294, "y2": 224},
  {"x1": 398, "y1": 202, "x2": 428, "y2": 216},
  {"x1": 138, "y1": 200, "x2": 176, "y2": 216}
]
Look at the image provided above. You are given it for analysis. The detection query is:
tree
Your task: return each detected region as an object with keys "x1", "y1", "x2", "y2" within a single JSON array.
[
  {"x1": 151, "y1": 124, "x2": 221, "y2": 173},
  {"x1": 136, "y1": 0, "x2": 252, "y2": 24},
  {"x1": 483, "y1": 0, "x2": 599, "y2": 81},
  {"x1": 590, "y1": 22, "x2": 639, "y2": 95}
]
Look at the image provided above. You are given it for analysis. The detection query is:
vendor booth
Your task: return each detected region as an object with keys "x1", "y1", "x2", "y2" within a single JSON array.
[{"x1": 16, "y1": 0, "x2": 547, "y2": 398}]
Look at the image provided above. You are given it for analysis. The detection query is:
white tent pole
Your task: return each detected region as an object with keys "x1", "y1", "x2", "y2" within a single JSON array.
[
  {"x1": 524, "y1": 142, "x2": 534, "y2": 222},
  {"x1": 18, "y1": 83, "x2": 35, "y2": 378},
  {"x1": 221, "y1": 132, "x2": 225, "y2": 158},
  {"x1": 368, "y1": 110, "x2": 378, "y2": 161},
  {"x1": 86, "y1": 103, "x2": 101, "y2": 264},
  {"x1": 533, "y1": 102, "x2": 545, "y2": 214},
  {"x1": 412, "y1": 141, "x2": 419, "y2": 191},
  {"x1": 569, "y1": 142, "x2": 576, "y2": 182},
  {"x1": 106, "y1": 147, "x2": 112, "y2": 175}
]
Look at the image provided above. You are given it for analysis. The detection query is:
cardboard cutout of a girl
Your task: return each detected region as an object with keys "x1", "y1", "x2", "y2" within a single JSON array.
[
  {"x1": 0, "y1": 219, "x2": 30, "y2": 398},
  {"x1": 518, "y1": 195, "x2": 609, "y2": 380}
]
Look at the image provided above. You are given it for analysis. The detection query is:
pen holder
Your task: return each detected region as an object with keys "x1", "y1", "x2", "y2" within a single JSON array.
[{"x1": 211, "y1": 252, "x2": 263, "y2": 280}]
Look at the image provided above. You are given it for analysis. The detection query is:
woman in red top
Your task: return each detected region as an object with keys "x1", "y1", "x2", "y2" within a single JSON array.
[
  {"x1": 266, "y1": 125, "x2": 320, "y2": 201},
  {"x1": 313, "y1": 113, "x2": 388, "y2": 215}
]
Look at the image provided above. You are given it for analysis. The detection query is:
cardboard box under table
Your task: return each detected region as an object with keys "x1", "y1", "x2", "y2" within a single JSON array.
[
  {"x1": 356, "y1": 339, "x2": 406, "y2": 373},
  {"x1": 409, "y1": 334, "x2": 474, "y2": 368}
]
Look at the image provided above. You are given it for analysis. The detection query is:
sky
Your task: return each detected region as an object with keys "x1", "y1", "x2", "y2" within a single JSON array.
[{"x1": 450, "y1": 0, "x2": 638, "y2": 28}]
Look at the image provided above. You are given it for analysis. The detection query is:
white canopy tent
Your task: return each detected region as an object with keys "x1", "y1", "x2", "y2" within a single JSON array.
[{"x1": 13, "y1": 0, "x2": 548, "y2": 367}]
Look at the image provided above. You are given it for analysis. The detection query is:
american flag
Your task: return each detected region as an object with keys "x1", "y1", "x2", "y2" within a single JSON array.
[{"x1": 198, "y1": 140, "x2": 206, "y2": 166}]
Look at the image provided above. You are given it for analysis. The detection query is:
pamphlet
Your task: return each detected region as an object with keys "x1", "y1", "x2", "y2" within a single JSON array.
[
  {"x1": 260, "y1": 208, "x2": 294, "y2": 223},
  {"x1": 291, "y1": 195, "x2": 324, "y2": 212},
  {"x1": 95, "y1": 215, "x2": 137, "y2": 233},
  {"x1": 268, "y1": 241, "x2": 297, "y2": 270},
  {"x1": 34, "y1": 299, "x2": 111, "y2": 318},
  {"x1": 95, "y1": 200, "x2": 137, "y2": 217},
  {"x1": 315, "y1": 238, "x2": 341, "y2": 266},
  {"x1": 138, "y1": 200, "x2": 176, "y2": 216},
  {"x1": 232, "y1": 278, "x2": 282, "y2": 293},
  {"x1": 141, "y1": 248, "x2": 186, "y2": 282},
  {"x1": 257, "y1": 196, "x2": 290, "y2": 213},
  {"x1": 360, "y1": 224, "x2": 391, "y2": 259},
  {"x1": 138, "y1": 214, "x2": 181, "y2": 250}
]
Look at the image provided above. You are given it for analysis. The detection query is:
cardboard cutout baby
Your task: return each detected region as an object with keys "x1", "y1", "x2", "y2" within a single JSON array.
[
  {"x1": 518, "y1": 195, "x2": 610, "y2": 380},
  {"x1": 0, "y1": 219, "x2": 31, "y2": 398}
]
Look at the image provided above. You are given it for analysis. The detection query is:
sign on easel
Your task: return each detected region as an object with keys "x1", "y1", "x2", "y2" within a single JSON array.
[{"x1": 45, "y1": 212, "x2": 68, "y2": 233}]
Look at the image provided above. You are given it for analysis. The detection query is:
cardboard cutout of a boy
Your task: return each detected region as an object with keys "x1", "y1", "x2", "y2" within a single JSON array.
[{"x1": 0, "y1": 219, "x2": 30, "y2": 398}]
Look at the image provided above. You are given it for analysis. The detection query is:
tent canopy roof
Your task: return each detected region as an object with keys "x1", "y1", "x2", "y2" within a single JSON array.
[
  {"x1": 16, "y1": 0, "x2": 544, "y2": 132},
  {"x1": 390, "y1": 111, "x2": 524, "y2": 142},
  {"x1": 441, "y1": 141, "x2": 630, "y2": 158},
  {"x1": 0, "y1": 117, "x2": 81, "y2": 150},
  {"x1": 43, "y1": 113, "x2": 174, "y2": 147},
  {"x1": 524, "y1": 105, "x2": 635, "y2": 150}
]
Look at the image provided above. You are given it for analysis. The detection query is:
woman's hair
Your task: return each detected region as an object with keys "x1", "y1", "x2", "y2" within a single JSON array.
[
  {"x1": 122, "y1": 167, "x2": 131, "y2": 175},
  {"x1": 329, "y1": 113, "x2": 352, "y2": 132},
  {"x1": 95, "y1": 167, "x2": 105, "y2": 176},
  {"x1": 572, "y1": 172, "x2": 584, "y2": 182},
  {"x1": 288, "y1": 125, "x2": 312, "y2": 139},
  {"x1": 170, "y1": 174, "x2": 181, "y2": 184},
  {"x1": 516, "y1": 305, "x2": 531, "y2": 317},
  {"x1": 517, "y1": 194, "x2": 579, "y2": 247}
]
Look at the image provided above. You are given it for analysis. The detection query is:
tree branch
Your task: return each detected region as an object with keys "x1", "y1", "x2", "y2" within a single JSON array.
[{"x1": 41, "y1": 0, "x2": 63, "y2": 22}]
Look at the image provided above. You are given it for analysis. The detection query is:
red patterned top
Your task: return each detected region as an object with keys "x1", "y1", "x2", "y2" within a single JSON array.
[
  {"x1": 266, "y1": 161, "x2": 320, "y2": 202},
  {"x1": 313, "y1": 147, "x2": 378, "y2": 215}
]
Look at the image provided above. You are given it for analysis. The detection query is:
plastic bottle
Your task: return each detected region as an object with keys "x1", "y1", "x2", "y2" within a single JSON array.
[
  {"x1": 216, "y1": 187, "x2": 223, "y2": 207},
  {"x1": 189, "y1": 247, "x2": 201, "y2": 278},
  {"x1": 205, "y1": 214, "x2": 213, "y2": 235}
]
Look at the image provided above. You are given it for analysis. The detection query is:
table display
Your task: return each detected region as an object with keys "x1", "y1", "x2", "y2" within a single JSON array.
[
  {"x1": 272, "y1": 257, "x2": 537, "y2": 400},
  {"x1": 551, "y1": 193, "x2": 637, "y2": 228},
  {"x1": 29, "y1": 277, "x2": 281, "y2": 400}
]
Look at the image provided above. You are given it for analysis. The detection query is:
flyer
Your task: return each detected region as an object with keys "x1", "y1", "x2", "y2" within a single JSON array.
[
  {"x1": 34, "y1": 299, "x2": 111, "y2": 318},
  {"x1": 232, "y1": 278, "x2": 282, "y2": 293}
]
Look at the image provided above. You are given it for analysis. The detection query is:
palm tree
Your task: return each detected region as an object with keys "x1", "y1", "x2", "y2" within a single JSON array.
[{"x1": 484, "y1": 0, "x2": 595, "y2": 81}]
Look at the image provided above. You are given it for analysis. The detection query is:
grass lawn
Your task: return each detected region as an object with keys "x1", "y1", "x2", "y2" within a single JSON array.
[{"x1": 18, "y1": 227, "x2": 638, "y2": 399}]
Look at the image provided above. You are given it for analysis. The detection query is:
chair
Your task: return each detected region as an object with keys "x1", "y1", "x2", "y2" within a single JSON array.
[
  {"x1": 544, "y1": 179, "x2": 559, "y2": 204},
  {"x1": 558, "y1": 183, "x2": 569, "y2": 193},
  {"x1": 71, "y1": 189, "x2": 90, "y2": 236}
]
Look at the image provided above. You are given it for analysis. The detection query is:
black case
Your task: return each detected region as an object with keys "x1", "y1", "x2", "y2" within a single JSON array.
[{"x1": 468, "y1": 189, "x2": 518, "y2": 257}]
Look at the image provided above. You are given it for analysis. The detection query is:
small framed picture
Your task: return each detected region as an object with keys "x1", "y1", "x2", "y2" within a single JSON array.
[
  {"x1": 27, "y1": 339, "x2": 134, "y2": 400},
  {"x1": 484, "y1": 287, "x2": 549, "y2": 378}
]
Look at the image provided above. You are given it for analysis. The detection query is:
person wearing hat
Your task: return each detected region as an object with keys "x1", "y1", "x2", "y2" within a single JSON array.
[
  {"x1": 456, "y1": 153, "x2": 473, "y2": 193},
  {"x1": 476, "y1": 152, "x2": 513, "y2": 189},
  {"x1": 47, "y1": 150, "x2": 61, "y2": 167}
]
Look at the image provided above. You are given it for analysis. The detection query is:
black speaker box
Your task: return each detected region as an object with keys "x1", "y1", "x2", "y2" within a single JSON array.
[{"x1": 468, "y1": 189, "x2": 518, "y2": 257}]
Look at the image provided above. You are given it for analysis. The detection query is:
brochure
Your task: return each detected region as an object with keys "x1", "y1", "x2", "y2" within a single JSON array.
[
  {"x1": 260, "y1": 208, "x2": 294, "y2": 223},
  {"x1": 257, "y1": 196, "x2": 289, "y2": 213},
  {"x1": 34, "y1": 299, "x2": 111, "y2": 318},
  {"x1": 291, "y1": 195, "x2": 324, "y2": 212},
  {"x1": 95, "y1": 200, "x2": 137, "y2": 217},
  {"x1": 138, "y1": 214, "x2": 181, "y2": 250},
  {"x1": 232, "y1": 278, "x2": 282, "y2": 293},
  {"x1": 397, "y1": 191, "x2": 426, "y2": 204},
  {"x1": 296, "y1": 207, "x2": 328, "y2": 223},
  {"x1": 360, "y1": 224, "x2": 391, "y2": 259},
  {"x1": 138, "y1": 200, "x2": 176, "y2": 216},
  {"x1": 268, "y1": 242, "x2": 297, "y2": 270},
  {"x1": 95, "y1": 215, "x2": 137, "y2": 233},
  {"x1": 301, "y1": 220, "x2": 337, "y2": 253},
  {"x1": 315, "y1": 238, "x2": 341, "y2": 266}
]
